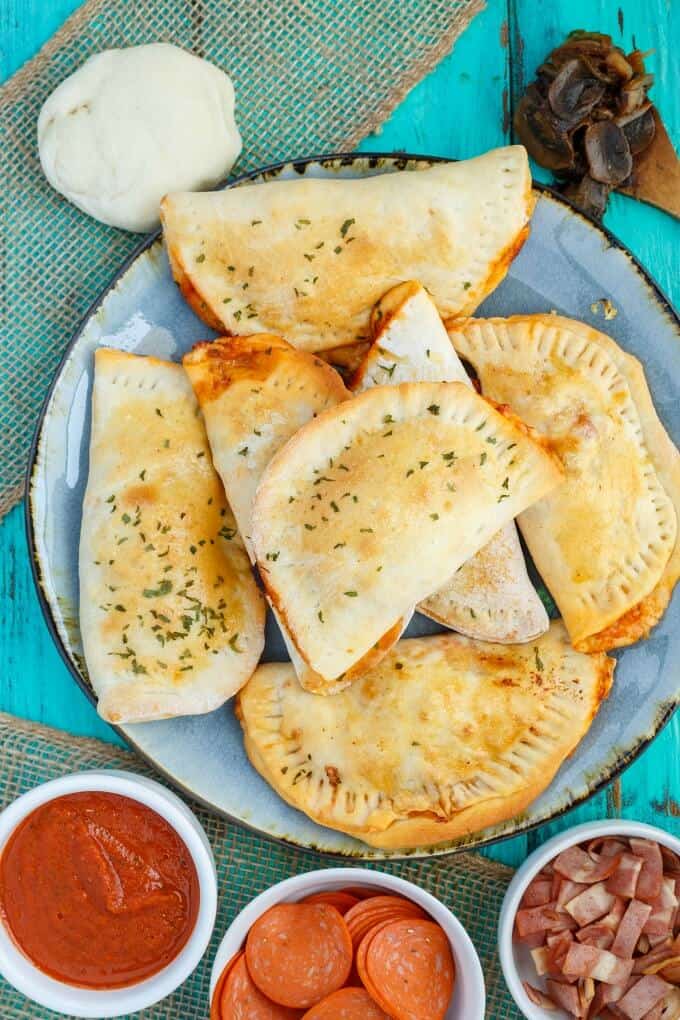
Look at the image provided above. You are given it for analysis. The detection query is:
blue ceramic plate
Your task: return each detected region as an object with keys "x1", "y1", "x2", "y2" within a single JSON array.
[{"x1": 26, "y1": 154, "x2": 680, "y2": 859}]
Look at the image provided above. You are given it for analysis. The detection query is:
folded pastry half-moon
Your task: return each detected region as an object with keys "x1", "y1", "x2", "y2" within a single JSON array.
[
  {"x1": 160, "y1": 146, "x2": 533, "y2": 354},
  {"x1": 251, "y1": 380, "x2": 563, "y2": 683},
  {"x1": 448, "y1": 314, "x2": 680, "y2": 651},
  {"x1": 237, "y1": 622, "x2": 614, "y2": 849},
  {"x1": 183, "y1": 334, "x2": 408, "y2": 694},
  {"x1": 79, "y1": 348, "x2": 265, "y2": 723},
  {"x1": 352, "y1": 280, "x2": 549, "y2": 644}
]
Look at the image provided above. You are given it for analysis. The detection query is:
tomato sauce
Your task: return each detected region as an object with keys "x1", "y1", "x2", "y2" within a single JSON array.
[{"x1": 0, "y1": 791, "x2": 200, "y2": 988}]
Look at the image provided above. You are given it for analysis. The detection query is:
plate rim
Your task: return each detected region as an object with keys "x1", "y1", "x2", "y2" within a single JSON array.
[{"x1": 24, "y1": 149, "x2": 680, "y2": 860}]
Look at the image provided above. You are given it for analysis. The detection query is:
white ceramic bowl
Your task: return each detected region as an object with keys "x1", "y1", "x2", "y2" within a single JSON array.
[
  {"x1": 0, "y1": 770, "x2": 217, "y2": 1018},
  {"x1": 498, "y1": 818, "x2": 680, "y2": 1020},
  {"x1": 210, "y1": 866, "x2": 485, "y2": 1018}
]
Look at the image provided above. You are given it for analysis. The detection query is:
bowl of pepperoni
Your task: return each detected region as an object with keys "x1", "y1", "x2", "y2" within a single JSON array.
[
  {"x1": 210, "y1": 867, "x2": 485, "y2": 1019},
  {"x1": 499, "y1": 820, "x2": 680, "y2": 1020}
]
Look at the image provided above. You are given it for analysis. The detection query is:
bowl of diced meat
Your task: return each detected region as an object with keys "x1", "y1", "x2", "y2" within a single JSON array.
[{"x1": 498, "y1": 820, "x2": 680, "y2": 1020}]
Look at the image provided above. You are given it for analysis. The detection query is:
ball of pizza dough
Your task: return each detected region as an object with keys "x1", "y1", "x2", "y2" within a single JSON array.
[{"x1": 38, "y1": 43, "x2": 242, "y2": 232}]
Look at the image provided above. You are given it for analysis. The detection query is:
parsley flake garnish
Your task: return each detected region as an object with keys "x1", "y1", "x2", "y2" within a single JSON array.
[
  {"x1": 427, "y1": 404, "x2": 440, "y2": 415},
  {"x1": 344, "y1": 590, "x2": 358, "y2": 597},
  {"x1": 143, "y1": 579, "x2": 173, "y2": 598}
]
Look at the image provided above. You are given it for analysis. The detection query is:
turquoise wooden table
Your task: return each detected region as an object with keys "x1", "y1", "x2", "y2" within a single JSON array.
[{"x1": 1, "y1": 0, "x2": 679, "y2": 869}]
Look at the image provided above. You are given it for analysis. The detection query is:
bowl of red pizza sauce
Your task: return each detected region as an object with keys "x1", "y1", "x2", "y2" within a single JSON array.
[{"x1": 0, "y1": 770, "x2": 217, "y2": 1018}]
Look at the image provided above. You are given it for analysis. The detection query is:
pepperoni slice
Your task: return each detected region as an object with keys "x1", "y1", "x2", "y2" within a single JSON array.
[
  {"x1": 340, "y1": 886, "x2": 376, "y2": 900},
  {"x1": 246, "y1": 902, "x2": 353, "y2": 1008},
  {"x1": 344, "y1": 896, "x2": 426, "y2": 949},
  {"x1": 219, "y1": 952, "x2": 302, "y2": 1018},
  {"x1": 211, "y1": 951, "x2": 243, "y2": 1020},
  {"x1": 356, "y1": 924, "x2": 403, "y2": 1015},
  {"x1": 301, "y1": 987, "x2": 392, "y2": 1018},
  {"x1": 301, "y1": 891, "x2": 360, "y2": 915},
  {"x1": 363, "y1": 919, "x2": 456, "y2": 1020}
]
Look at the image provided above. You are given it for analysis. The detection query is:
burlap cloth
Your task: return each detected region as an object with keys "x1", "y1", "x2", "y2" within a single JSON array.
[
  {"x1": 0, "y1": 0, "x2": 484, "y2": 519},
  {"x1": 0, "y1": 713, "x2": 519, "y2": 1018}
]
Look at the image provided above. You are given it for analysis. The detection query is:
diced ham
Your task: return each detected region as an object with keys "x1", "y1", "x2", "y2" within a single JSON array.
[
  {"x1": 658, "y1": 878, "x2": 679, "y2": 911},
  {"x1": 517, "y1": 930, "x2": 547, "y2": 949},
  {"x1": 617, "y1": 975, "x2": 672, "y2": 1019},
  {"x1": 589, "y1": 979, "x2": 628, "y2": 1016},
  {"x1": 522, "y1": 877, "x2": 555, "y2": 908},
  {"x1": 576, "y1": 922, "x2": 615, "y2": 950},
  {"x1": 562, "y1": 943, "x2": 634, "y2": 984},
  {"x1": 649, "y1": 931, "x2": 673, "y2": 950},
  {"x1": 660, "y1": 847, "x2": 680, "y2": 875},
  {"x1": 547, "y1": 934, "x2": 580, "y2": 984},
  {"x1": 523, "y1": 981, "x2": 558, "y2": 1010},
  {"x1": 630, "y1": 840, "x2": 664, "y2": 904},
  {"x1": 607, "y1": 854, "x2": 645, "y2": 899},
  {"x1": 579, "y1": 976, "x2": 596, "y2": 1014},
  {"x1": 554, "y1": 845, "x2": 621, "y2": 885},
  {"x1": 644, "y1": 907, "x2": 675, "y2": 939},
  {"x1": 634, "y1": 942, "x2": 675, "y2": 974},
  {"x1": 531, "y1": 946, "x2": 552, "y2": 977},
  {"x1": 546, "y1": 978, "x2": 585, "y2": 1016},
  {"x1": 590, "y1": 838, "x2": 630, "y2": 859},
  {"x1": 613, "y1": 902, "x2": 655, "y2": 958},
  {"x1": 659, "y1": 960, "x2": 680, "y2": 984},
  {"x1": 515, "y1": 836, "x2": 680, "y2": 1020},
  {"x1": 642, "y1": 956, "x2": 680, "y2": 979},
  {"x1": 565, "y1": 882, "x2": 616, "y2": 926},
  {"x1": 558, "y1": 879, "x2": 589, "y2": 908},
  {"x1": 603, "y1": 899, "x2": 629, "y2": 929},
  {"x1": 516, "y1": 904, "x2": 577, "y2": 938},
  {"x1": 659, "y1": 987, "x2": 680, "y2": 1018}
]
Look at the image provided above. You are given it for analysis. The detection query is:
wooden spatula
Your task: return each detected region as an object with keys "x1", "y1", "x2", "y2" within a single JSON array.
[{"x1": 619, "y1": 107, "x2": 680, "y2": 219}]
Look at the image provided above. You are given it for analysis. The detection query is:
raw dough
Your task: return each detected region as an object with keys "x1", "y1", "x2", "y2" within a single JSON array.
[{"x1": 38, "y1": 43, "x2": 242, "y2": 232}]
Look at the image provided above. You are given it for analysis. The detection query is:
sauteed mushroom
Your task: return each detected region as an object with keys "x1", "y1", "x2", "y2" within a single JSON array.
[
  {"x1": 515, "y1": 30, "x2": 656, "y2": 217},
  {"x1": 584, "y1": 121, "x2": 632, "y2": 185}
]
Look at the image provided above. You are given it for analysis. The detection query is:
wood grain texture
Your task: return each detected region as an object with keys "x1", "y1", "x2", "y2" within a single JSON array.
[{"x1": 1, "y1": 0, "x2": 679, "y2": 869}]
